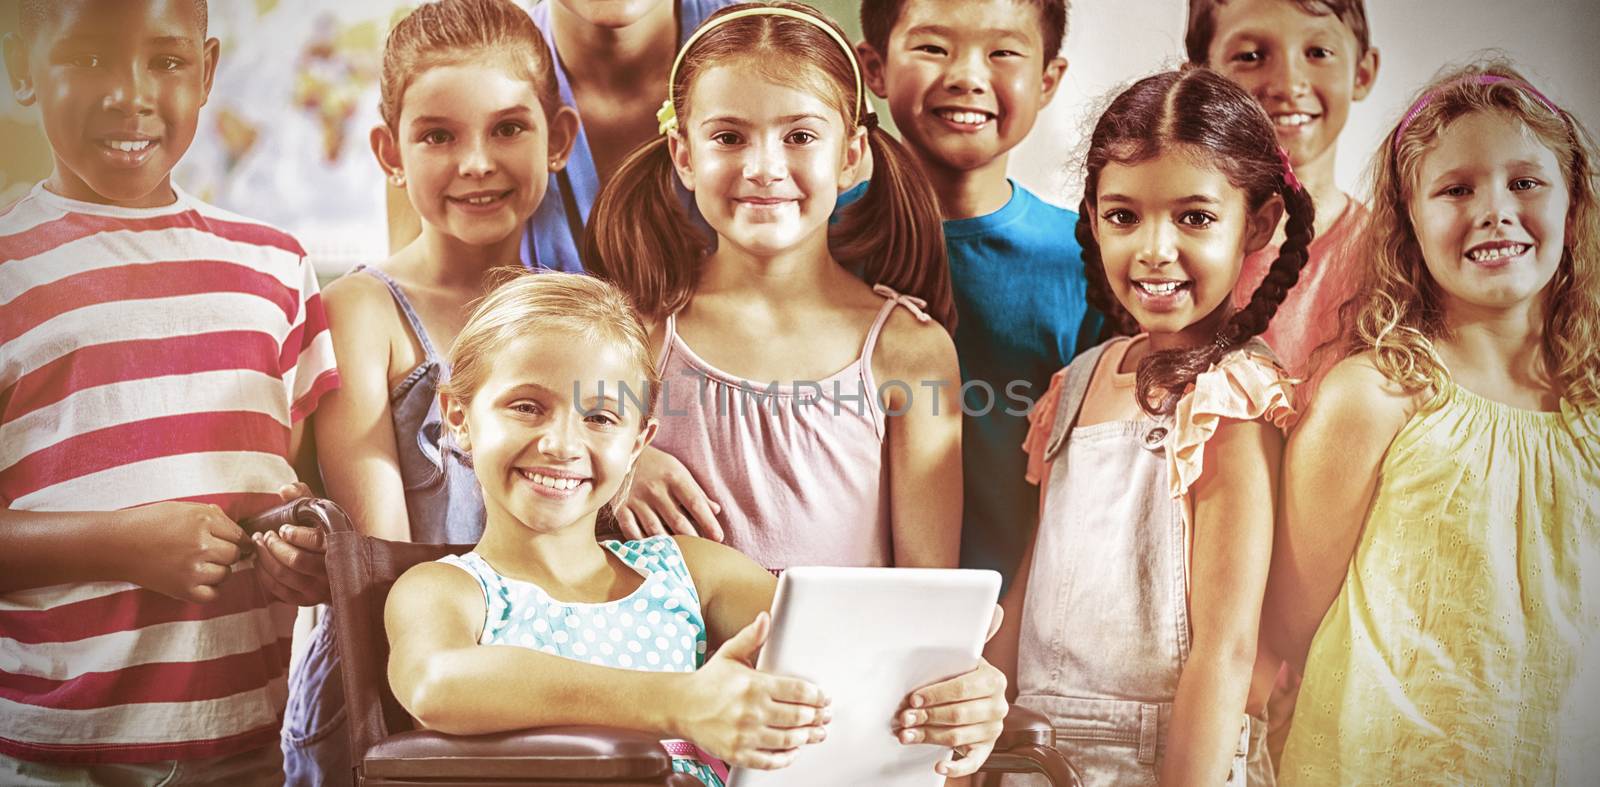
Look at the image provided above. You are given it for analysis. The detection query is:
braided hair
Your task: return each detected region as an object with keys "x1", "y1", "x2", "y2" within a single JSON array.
[{"x1": 1078, "y1": 66, "x2": 1316, "y2": 415}]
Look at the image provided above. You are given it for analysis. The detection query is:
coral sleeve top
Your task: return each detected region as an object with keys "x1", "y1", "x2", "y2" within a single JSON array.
[{"x1": 1023, "y1": 335, "x2": 1295, "y2": 557}]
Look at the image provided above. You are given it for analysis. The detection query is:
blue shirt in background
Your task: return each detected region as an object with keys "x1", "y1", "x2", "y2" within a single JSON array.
[
  {"x1": 837, "y1": 180, "x2": 1100, "y2": 587},
  {"x1": 944, "y1": 183, "x2": 1100, "y2": 586}
]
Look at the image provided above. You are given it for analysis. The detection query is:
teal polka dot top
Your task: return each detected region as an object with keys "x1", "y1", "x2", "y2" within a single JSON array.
[
  {"x1": 440, "y1": 535, "x2": 710, "y2": 670},
  {"x1": 439, "y1": 536, "x2": 723, "y2": 785}
]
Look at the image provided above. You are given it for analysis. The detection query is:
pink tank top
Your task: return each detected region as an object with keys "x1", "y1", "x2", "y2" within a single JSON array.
[{"x1": 651, "y1": 285, "x2": 930, "y2": 570}]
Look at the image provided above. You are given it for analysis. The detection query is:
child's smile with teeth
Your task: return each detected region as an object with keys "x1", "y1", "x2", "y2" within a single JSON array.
[
  {"x1": 868, "y1": 0, "x2": 1066, "y2": 179},
  {"x1": 1410, "y1": 112, "x2": 1569, "y2": 312},
  {"x1": 385, "y1": 57, "x2": 568, "y2": 247},
  {"x1": 1094, "y1": 148, "x2": 1280, "y2": 345},
  {"x1": 1466, "y1": 242, "x2": 1531, "y2": 263},
  {"x1": 452, "y1": 189, "x2": 511, "y2": 206},
  {"x1": 1136, "y1": 280, "x2": 1188, "y2": 296},
  {"x1": 521, "y1": 469, "x2": 586, "y2": 492},
  {"x1": 1272, "y1": 113, "x2": 1316, "y2": 128},
  {"x1": 1202, "y1": 0, "x2": 1379, "y2": 172},
  {"x1": 934, "y1": 108, "x2": 994, "y2": 128},
  {"x1": 21, "y1": 0, "x2": 216, "y2": 208},
  {"x1": 104, "y1": 139, "x2": 154, "y2": 152},
  {"x1": 446, "y1": 331, "x2": 655, "y2": 536}
]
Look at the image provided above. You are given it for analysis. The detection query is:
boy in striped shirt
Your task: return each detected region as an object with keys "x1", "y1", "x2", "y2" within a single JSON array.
[{"x1": 0, "y1": 0, "x2": 339, "y2": 782}]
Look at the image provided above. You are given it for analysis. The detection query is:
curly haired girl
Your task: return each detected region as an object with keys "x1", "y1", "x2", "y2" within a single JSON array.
[{"x1": 1269, "y1": 60, "x2": 1600, "y2": 784}]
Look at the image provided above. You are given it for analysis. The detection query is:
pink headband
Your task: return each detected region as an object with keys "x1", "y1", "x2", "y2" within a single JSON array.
[{"x1": 1395, "y1": 75, "x2": 1563, "y2": 146}]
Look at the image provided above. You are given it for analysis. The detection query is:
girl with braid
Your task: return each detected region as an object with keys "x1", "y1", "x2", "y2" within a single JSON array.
[{"x1": 986, "y1": 66, "x2": 1313, "y2": 787}]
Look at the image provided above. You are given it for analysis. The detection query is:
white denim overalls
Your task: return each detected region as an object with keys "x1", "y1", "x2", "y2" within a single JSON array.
[{"x1": 1010, "y1": 343, "x2": 1271, "y2": 786}]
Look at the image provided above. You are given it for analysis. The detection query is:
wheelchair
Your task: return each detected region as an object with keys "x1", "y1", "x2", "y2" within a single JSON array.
[{"x1": 248, "y1": 498, "x2": 1080, "y2": 786}]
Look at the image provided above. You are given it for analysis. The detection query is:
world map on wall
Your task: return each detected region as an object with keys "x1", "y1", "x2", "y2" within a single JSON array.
[
  {"x1": 176, "y1": 0, "x2": 420, "y2": 274},
  {"x1": 154, "y1": 0, "x2": 524, "y2": 274},
  {"x1": 200, "y1": 11, "x2": 383, "y2": 185}
]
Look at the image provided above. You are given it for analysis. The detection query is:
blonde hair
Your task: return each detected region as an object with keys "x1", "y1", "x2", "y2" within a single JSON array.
[
  {"x1": 440, "y1": 271, "x2": 661, "y2": 421},
  {"x1": 1341, "y1": 59, "x2": 1600, "y2": 407}
]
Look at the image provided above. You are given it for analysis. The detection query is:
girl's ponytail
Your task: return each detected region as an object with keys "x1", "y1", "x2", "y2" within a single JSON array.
[
  {"x1": 833, "y1": 123, "x2": 957, "y2": 329},
  {"x1": 582, "y1": 137, "x2": 710, "y2": 323}
]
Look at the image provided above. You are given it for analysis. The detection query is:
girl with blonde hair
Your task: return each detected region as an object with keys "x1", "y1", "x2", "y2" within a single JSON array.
[{"x1": 1270, "y1": 60, "x2": 1600, "y2": 784}]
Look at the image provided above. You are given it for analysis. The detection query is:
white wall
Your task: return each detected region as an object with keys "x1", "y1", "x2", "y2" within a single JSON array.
[{"x1": 1006, "y1": 0, "x2": 1600, "y2": 208}]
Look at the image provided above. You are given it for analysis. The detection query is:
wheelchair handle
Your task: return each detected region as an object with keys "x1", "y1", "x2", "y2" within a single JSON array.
[{"x1": 238, "y1": 497, "x2": 353, "y2": 535}]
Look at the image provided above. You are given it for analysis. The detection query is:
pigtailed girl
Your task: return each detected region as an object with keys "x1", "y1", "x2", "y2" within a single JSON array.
[
  {"x1": 583, "y1": 2, "x2": 964, "y2": 571},
  {"x1": 1270, "y1": 60, "x2": 1600, "y2": 785},
  {"x1": 990, "y1": 66, "x2": 1315, "y2": 786},
  {"x1": 286, "y1": 1, "x2": 578, "y2": 782}
]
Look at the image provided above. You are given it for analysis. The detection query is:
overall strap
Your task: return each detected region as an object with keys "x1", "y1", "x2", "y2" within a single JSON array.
[
  {"x1": 521, "y1": 222, "x2": 542, "y2": 270},
  {"x1": 554, "y1": 169, "x2": 585, "y2": 265},
  {"x1": 1043, "y1": 341, "x2": 1111, "y2": 463},
  {"x1": 358, "y1": 266, "x2": 442, "y2": 360}
]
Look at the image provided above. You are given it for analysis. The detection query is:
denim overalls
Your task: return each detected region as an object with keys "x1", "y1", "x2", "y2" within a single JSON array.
[
  {"x1": 1011, "y1": 343, "x2": 1270, "y2": 786},
  {"x1": 281, "y1": 266, "x2": 487, "y2": 786}
]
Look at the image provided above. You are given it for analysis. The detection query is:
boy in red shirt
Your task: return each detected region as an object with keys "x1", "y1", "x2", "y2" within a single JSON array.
[
  {"x1": 0, "y1": 1, "x2": 338, "y2": 782},
  {"x1": 1189, "y1": 0, "x2": 1380, "y2": 377}
]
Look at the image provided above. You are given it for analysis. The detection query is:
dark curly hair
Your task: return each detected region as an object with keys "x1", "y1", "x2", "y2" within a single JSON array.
[{"x1": 1076, "y1": 65, "x2": 1315, "y2": 414}]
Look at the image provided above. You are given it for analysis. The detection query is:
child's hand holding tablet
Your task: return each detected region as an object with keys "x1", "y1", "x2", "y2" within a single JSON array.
[
  {"x1": 671, "y1": 611, "x2": 832, "y2": 772},
  {"x1": 730, "y1": 567, "x2": 1007, "y2": 787},
  {"x1": 895, "y1": 606, "x2": 1009, "y2": 776}
]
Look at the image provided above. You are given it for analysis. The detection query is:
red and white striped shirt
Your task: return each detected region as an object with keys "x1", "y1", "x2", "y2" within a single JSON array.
[{"x1": 0, "y1": 183, "x2": 339, "y2": 764}]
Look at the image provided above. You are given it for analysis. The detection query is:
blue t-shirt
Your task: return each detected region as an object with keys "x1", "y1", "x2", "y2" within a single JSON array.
[
  {"x1": 837, "y1": 180, "x2": 1100, "y2": 587},
  {"x1": 523, "y1": 0, "x2": 736, "y2": 272}
]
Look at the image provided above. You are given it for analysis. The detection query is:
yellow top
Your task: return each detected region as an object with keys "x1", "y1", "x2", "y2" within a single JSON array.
[{"x1": 1281, "y1": 381, "x2": 1600, "y2": 785}]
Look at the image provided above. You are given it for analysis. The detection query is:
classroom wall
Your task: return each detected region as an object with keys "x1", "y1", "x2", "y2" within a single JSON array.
[
  {"x1": 990, "y1": 0, "x2": 1598, "y2": 209},
  {"x1": 3, "y1": 0, "x2": 1596, "y2": 261}
]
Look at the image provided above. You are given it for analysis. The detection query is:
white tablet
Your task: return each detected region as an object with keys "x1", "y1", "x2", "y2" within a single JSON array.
[{"x1": 728, "y1": 566, "x2": 1002, "y2": 787}]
